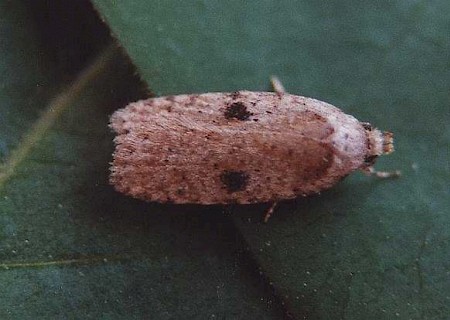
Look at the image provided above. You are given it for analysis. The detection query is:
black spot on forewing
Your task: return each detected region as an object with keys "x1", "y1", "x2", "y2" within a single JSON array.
[
  {"x1": 224, "y1": 102, "x2": 253, "y2": 121},
  {"x1": 220, "y1": 170, "x2": 249, "y2": 193}
]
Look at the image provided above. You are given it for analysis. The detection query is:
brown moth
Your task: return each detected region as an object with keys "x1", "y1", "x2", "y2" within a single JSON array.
[{"x1": 110, "y1": 78, "x2": 399, "y2": 221}]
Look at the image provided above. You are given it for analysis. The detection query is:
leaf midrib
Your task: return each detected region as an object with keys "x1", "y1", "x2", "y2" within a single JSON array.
[{"x1": 0, "y1": 44, "x2": 117, "y2": 188}]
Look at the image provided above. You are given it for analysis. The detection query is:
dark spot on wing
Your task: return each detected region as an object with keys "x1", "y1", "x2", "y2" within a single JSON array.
[
  {"x1": 220, "y1": 170, "x2": 249, "y2": 193},
  {"x1": 224, "y1": 102, "x2": 253, "y2": 121}
]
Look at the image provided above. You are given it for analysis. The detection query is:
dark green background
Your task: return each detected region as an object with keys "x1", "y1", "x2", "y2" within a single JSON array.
[{"x1": 1, "y1": 1, "x2": 448, "y2": 319}]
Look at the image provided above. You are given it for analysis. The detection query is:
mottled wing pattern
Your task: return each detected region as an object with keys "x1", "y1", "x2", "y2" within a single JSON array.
[{"x1": 110, "y1": 91, "x2": 367, "y2": 204}]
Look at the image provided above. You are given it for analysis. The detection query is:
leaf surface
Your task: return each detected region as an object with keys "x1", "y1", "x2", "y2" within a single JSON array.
[{"x1": 92, "y1": 1, "x2": 450, "y2": 318}]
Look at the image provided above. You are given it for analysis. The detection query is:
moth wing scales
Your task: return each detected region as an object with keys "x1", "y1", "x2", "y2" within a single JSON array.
[{"x1": 111, "y1": 92, "x2": 369, "y2": 204}]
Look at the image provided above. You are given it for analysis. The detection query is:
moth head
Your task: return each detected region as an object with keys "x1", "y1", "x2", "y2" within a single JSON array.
[{"x1": 361, "y1": 122, "x2": 394, "y2": 167}]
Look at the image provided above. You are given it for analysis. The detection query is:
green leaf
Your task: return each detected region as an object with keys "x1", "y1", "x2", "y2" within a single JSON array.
[
  {"x1": 0, "y1": 0, "x2": 109, "y2": 164},
  {"x1": 0, "y1": 2, "x2": 57, "y2": 163},
  {"x1": 92, "y1": 1, "x2": 450, "y2": 319},
  {"x1": 0, "y1": 2, "x2": 284, "y2": 318}
]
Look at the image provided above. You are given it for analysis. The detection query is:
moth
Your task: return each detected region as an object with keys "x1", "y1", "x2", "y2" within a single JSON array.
[{"x1": 110, "y1": 77, "x2": 399, "y2": 221}]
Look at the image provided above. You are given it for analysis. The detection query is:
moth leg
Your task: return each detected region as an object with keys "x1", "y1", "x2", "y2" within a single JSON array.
[
  {"x1": 362, "y1": 166, "x2": 401, "y2": 178},
  {"x1": 263, "y1": 201, "x2": 278, "y2": 223},
  {"x1": 270, "y1": 76, "x2": 286, "y2": 94}
]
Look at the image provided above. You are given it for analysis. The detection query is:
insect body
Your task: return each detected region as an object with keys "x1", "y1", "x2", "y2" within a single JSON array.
[{"x1": 110, "y1": 78, "x2": 398, "y2": 217}]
